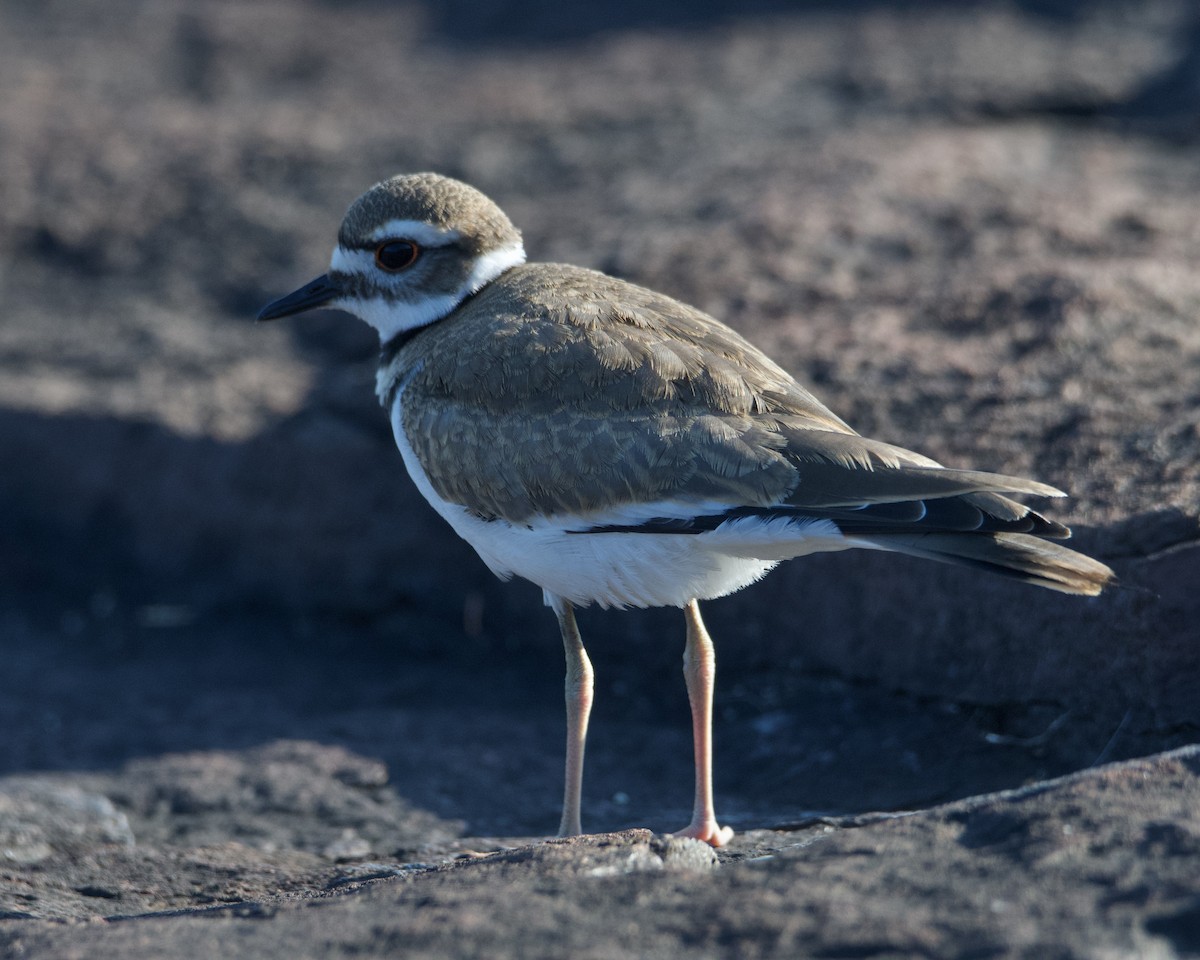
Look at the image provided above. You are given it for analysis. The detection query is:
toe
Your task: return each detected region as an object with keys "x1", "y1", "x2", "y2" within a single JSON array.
[{"x1": 671, "y1": 820, "x2": 734, "y2": 848}]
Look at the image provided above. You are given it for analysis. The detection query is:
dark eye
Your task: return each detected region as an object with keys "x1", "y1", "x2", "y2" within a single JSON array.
[{"x1": 374, "y1": 240, "x2": 419, "y2": 272}]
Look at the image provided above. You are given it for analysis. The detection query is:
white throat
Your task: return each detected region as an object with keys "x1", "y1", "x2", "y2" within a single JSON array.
[{"x1": 330, "y1": 241, "x2": 526, "y2": 343}]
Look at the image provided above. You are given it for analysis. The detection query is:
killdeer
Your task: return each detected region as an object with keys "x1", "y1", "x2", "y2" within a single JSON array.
[{"x1": 258, "y1": 172, "x2": 1114, "y2": 847}]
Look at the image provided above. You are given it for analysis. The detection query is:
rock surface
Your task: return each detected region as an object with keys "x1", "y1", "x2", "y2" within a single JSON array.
[
  {"x1": 1, "y1": 0, "x2": 1198, "y2": 956},
  {"x1": 0, "y1": 749, "x2": 1197, "y2": 957}
]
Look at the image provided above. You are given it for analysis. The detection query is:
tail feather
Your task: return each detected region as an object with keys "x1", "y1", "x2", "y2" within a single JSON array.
[{"x1": 861, "y1": 531, "x2": 1115, "y2": 596}]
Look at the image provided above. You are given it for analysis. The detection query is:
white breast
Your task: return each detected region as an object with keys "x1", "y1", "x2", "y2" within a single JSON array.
[{"x1": 388, "y1": 389, "x2": 855, "y2": 610}]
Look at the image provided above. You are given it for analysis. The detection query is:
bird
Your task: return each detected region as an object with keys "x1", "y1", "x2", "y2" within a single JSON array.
[{"x1": 257, "y1": 172, "x2": 1114, "y2": 847}]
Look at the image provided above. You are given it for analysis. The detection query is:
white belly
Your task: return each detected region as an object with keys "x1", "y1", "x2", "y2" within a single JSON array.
[{"x1": 389, "y1": 400, "x2": 853, "y2": 609}]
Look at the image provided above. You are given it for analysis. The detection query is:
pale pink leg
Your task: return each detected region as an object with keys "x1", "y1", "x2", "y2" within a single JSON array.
[
  {"x1": 671, "y1": 599, "x2": 733, "y2": 847},
  {"x1": 551, "y1": 595, "x2": 593, "y2": 837}
]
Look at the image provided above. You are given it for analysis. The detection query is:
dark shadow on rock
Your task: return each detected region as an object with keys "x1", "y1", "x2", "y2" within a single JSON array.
[
  {"x1": 2, "y1": 395, "x2": 1197, "y2": 820},
  {"x1": 384, "y1": 0, "x2": 1200, "y2": 141},
  {"x1": 317, "y1": 0, "x2": 1105, "y2": 47},
  {"x1": 1108, "y1": 13, "x2": 1200, "y2": 134},
  {"x1": 0, "y1": 405, "x2": 479, "y2": 624},
  {"x1": 974, "y1": 6, "x2": 1200, "y2": 140},
  {"x1": 1145, "y1": 902, "x2": 1200, "y2": 956}
]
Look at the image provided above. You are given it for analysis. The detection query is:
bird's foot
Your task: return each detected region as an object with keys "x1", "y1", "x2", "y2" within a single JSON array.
[{"x1": 671, "y1": 819, "x2": 734, "y2": 848}]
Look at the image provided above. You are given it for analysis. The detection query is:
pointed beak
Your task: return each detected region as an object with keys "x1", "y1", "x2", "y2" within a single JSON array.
[{"x1": 256, "y1": 274, "x2": 342, "y2": 322}]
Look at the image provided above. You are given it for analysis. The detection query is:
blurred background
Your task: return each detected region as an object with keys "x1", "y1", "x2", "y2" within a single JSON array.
[{"x1": 1, "y1": 0, "x2": 1198, "y2": 840}]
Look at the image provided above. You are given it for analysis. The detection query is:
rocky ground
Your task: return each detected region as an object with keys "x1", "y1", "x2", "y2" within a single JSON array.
[{"x1": 1, "y1": 0, "x2": 1198, "y2": 956}]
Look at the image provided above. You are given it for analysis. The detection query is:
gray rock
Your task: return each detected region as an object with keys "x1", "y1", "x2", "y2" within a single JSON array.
[
  {"x1": 0, "y1": 783, "x2": 132, "y2": 865},
  {"x1": 435, "y1": 830, "x2": 719, "y2": 878},
  {"x1": 1, "y1": 748, "x2": 1195, "y2": 956},
  {"x1": 92, "y1": 740, "x2": 460, "y2": 858}
]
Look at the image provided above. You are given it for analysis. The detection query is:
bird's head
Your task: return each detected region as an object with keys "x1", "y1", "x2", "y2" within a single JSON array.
[{"x1": 257, "y1": 172, "x2": 526, "y2": 344}]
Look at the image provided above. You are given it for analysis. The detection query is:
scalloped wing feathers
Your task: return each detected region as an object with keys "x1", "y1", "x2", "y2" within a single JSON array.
[{"x1": 387, "y1": 264, "x2": 1060, "y2": 532}]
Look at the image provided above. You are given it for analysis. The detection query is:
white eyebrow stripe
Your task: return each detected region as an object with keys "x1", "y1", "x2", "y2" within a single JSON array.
[{"x1": 368, "y1": 219, "x2": 461, "y2": 246}]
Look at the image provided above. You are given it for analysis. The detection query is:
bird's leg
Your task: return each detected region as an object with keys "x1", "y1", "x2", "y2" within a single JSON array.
[
  {"x1": 672, "y1": 599, "x2": 734, "y2": 847},
  {"x1": 551, "y1": 595, "x2": 593, "y2": 838}
]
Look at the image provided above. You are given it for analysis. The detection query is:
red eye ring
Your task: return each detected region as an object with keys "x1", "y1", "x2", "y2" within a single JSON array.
[{"x1": 374, "y1": 240, "x2": 420, "y2": 272}]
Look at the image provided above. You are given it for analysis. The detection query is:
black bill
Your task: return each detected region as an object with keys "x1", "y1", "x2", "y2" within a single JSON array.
[{"x1": 256, "y1": 274, "x2": 342, "y2": 321}]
